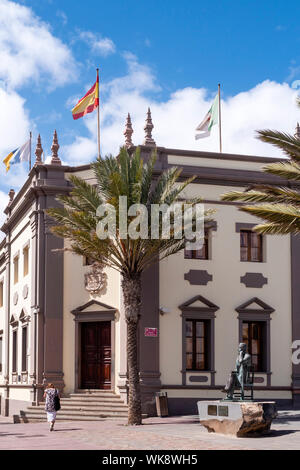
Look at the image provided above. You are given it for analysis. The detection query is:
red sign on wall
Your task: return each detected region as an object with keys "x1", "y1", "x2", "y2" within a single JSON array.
[{"x1": 144, "y1": 327, "x2": 158, "y2": 337}]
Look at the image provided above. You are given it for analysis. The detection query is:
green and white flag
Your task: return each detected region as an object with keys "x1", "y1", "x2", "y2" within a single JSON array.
[{"x1": 195, "y1": 93, "x2": 219, "y2": 140}]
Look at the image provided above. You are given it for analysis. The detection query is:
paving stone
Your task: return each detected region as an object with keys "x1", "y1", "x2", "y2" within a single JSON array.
[{"x1": 0, "y1": 411, "x2": 298, "y2": 450}]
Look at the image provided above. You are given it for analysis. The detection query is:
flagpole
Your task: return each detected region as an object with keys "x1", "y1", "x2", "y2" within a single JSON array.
[
  {"x1": 96, "y1": 68, "x2": 100, "y2": 159},
  {"x1": 218, "y1": 83, "x2": 222, "y2": 153},
  {"x1": 29, "y1": 131, "x2": 32, "y2": 171}
]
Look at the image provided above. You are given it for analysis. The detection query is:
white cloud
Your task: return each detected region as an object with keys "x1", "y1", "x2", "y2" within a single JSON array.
[
  {"x1": 0, "y1": 0, "x2": 77, "y2": 89},
  {"x1": 78, "y1": 30, "x2": 116, "y2": 57},
  {"x1": 62, "y1": 135, "x2": 98, "y2": 164},
  {"x1": 62, "y1": 55, "x2": 300, "y2": 165},
  {"x1": 56, "y1": 10, "x2": 68, "y2": 25},
  {"x1": 0, "y1": 162, "x2": 29, "y2": 229},
  {"x1": 0, "y1": 0, "x2": 78, "y2": 206},
  {"x1": 0, "y1": 87, "x2": 31, "y2": 154}
]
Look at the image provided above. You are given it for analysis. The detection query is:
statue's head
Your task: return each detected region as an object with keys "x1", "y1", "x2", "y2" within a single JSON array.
[{"x1": 239, "y1": 342, "x2": 247, "y2": 353}]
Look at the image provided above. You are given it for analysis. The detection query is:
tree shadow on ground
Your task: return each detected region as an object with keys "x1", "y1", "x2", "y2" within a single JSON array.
[
  {"x1": 52, "y1": 428, "x2": 82, "y2": 432},
  {"x1": 244, "y1": 429, "x2": 299, "y2": 439}
]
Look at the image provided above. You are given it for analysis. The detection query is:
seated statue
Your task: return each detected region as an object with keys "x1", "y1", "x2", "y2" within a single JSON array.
[{"x1": 222, "y1": 343, "x2": 252, "y2": 400}]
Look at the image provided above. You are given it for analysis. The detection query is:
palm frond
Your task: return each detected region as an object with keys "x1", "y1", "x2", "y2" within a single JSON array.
[
  {"x1": 262, "y1": 161, "x2": 300, "y2": 180},
  {"x1": 238, "y1": 203, "x2": 300, "y2": 232},
  {"x1": 257, "y1": 129, "x2": 300, "y2": 160},
  {"x1": 47, "y1": 147, "x2": 212, "y2": 277}
]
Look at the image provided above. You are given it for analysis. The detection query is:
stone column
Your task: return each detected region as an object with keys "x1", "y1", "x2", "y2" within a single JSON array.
[
  {"x1": 42, "y1": 208, "x2": 65, "y2": 392},
  {"x1": 2, "y1": 237, "x2": 10, "y2": 416}
]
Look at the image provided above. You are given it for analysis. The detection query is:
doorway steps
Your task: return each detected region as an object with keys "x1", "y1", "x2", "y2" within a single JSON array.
[{"x1": 18, "y1": 390, "x2": 129, "y2": 423}]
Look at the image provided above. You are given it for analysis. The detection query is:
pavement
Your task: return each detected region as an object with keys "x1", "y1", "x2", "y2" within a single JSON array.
[{"x1": 0, "y1": 411, "x2": 299, "y2": 450}]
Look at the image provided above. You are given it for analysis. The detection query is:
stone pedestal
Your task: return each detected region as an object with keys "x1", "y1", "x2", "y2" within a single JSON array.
[{"x1": 198, "y1": 400, "x2": 277, "y2": 437}]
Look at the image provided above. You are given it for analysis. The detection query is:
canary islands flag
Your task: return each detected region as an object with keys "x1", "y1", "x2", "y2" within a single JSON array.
[
  {"x1": 3, "y1": 139, "x2": 30, "y2": 172},
  {"x1": 72, "y1": 70, "x2": 99, "y2": 120},
  {"x1": 195, "y1": 93, "x2": 219, "y2": 140}
]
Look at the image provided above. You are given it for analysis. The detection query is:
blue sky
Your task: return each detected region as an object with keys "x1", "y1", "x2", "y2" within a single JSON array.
[{"x1": 0, "y1": 0, "x2": 300, "y2": 208}]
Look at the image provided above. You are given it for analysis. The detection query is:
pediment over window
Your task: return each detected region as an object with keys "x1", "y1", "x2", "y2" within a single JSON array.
[
  {"x1": 179, "y1": 295, "x2": 219, "y2": 313},
  {"x1": 10, "y1": 314, "x2": 18, "y2": 327},
  {"x1": 19, "y1": 308, "x2": 30, "y2": 324},
  {"x1": 235, "y1": 297, "x2": 275, "y2": 314},
  {"x1": 71, "y1": 299, "x2": 117, "y2": 316}
]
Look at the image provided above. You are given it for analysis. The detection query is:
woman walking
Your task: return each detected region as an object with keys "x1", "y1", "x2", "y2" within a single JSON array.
[{"x1": 43, "y1": 383, "x2": 60, "y2": 431}]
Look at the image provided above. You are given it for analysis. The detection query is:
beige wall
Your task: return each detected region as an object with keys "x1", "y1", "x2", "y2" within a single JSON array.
[
  {"x1": 159, "y1": 178, "x2": 292, "y2": 391},
  {"x1": 63, "y1": 245, "x2": 121, "y2": 394}
]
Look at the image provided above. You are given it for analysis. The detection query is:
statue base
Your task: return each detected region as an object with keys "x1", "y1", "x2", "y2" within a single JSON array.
[{"x1": 197, "y1": 400, "x2": 277, "y2": 437}]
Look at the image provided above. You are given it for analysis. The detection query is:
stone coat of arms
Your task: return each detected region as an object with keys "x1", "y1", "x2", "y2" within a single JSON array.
[{"x1": 84, "y1": 262, "x2": 107, "y2": 295}]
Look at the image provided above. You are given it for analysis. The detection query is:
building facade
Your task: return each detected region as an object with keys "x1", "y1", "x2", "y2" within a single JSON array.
[{"x1": 0, "y1": 122, "x2": 300, "y2": 417}]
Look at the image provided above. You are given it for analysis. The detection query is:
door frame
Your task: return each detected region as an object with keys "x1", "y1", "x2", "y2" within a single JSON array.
[{"x1": 71, "y1": 302, "x2": 116, "y2": 392}]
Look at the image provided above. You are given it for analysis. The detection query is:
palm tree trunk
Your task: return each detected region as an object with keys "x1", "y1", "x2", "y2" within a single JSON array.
[{"x1": 121, "y1": 273, "x2": 142, "y2": 425}]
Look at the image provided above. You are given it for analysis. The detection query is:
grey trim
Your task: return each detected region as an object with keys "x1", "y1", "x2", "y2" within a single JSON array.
[
  {"x1": 184, "y1": 270, "x2": 213, "y2": 286},
  {"x1": 71, "y1": 299, "x2": 117, "y2": 315},
  {"x1": 155, "y1": 165, "x2": 287, "y2": 188},
  {"x1": 291, "y1": 234, "x2": 300, "y2": 406},
  {"x1": 161, "y1": 384, "x2": 290, "y2": 391},
  {"x1": 0, "y1": 253, "x2": 5, "y2": 266},
  {"x1": 254, "y1": 377, "x2": 264, "y2": 383},
  {"x1": 235, "y1": 223, "x2": 257, "y2": 232},
  {"x1": 179, "y1": 295, "x2": 219, "y2": 312},
  {"x1": 179, "y1": 295, "x2": 218, "y2": 386},
  {"x1": 3, "y1": 233, "x2": 11, "y2": 415},
  {"x1": 9, "y1": 315, "x2": 18, "y2": 328},
  {"x1": 236, "y1": 297, "x2": 275, "y2": 314},
  {"x1": 189, "y1": 375, "x2": 208, "y2": 383},
  {"x1": 240, "y1": 273, "x2": 268, "y2": 288},
  {"x1": 203, "y1": 199, "x2": 246, "y2": 206}
]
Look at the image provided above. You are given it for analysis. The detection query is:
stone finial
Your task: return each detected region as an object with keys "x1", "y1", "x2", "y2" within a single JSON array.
[
  {"x1": 34, "y1": 134, "x2": 43, "y2": 165},
  {"x1": 143, "y1": 107, "x2": 156, "y2": 146},
  {"x1": 294, "y1": 122, "x2": 300, "y2": 140},
  {"x1": 51, "y1": 130, "x2": 61, "y2": 165},
  {"x1": 8, "y1": 189, "x2": 15, "y2": 203},
  {"x1": 124, "y1": 113, "x2": 133, "y2": 148}
]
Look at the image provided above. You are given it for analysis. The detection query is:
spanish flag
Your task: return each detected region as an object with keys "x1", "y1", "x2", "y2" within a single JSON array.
[{"x1": 72, "y1": 70, "x2": 99, "y2": 120}]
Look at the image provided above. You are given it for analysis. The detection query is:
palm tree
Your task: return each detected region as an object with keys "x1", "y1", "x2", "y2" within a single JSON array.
[
  {"x1": 221, "y1": 125, "x2": 300, "y2": 234},
  {"x1": 47, "y1": 147, "x2": 210, "y2": 425}
]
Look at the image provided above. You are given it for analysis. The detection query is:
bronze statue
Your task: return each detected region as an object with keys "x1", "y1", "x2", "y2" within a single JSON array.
[{"x1": 223, "y1": 343, "x2": 252, "y2": 400}]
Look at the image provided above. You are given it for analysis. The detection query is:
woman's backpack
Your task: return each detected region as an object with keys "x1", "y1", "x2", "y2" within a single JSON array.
[{"x1": 54, "y1": 389, "x2": 61, "y2": 411}]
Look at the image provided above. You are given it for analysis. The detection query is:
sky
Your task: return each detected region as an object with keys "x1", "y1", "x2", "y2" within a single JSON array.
[{"x1": 0, "y1": 0, "x2": 300, "y2": 217}]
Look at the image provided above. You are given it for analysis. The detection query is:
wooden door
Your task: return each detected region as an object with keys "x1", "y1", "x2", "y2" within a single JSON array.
[{"x1": 81, "y1": 322, "x2": 111, "y2": 389}]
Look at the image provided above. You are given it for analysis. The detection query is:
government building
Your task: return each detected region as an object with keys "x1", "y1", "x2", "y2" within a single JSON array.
[{"x1": 0, "y1": 113, "x2": 300, "y2": 420}]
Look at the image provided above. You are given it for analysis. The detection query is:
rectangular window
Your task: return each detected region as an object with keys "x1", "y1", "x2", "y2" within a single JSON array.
[
  {"x1": 240, "y1": 230, "x2": 262, "y2": 262},
  {"x1": 186, "y1": 319, "x2": 208, "y2": 370},
  {"x1": 22, "y1": 327, "x2": 28, "y2": 372},
  {"x1": 23, "y1": 246, "x2": 29, "y2": 277},
  {"x1": 13, "y1": 256, "x2": 19, "y2": 284},
  {"x1": 242, "y1": 321, "x2": 264, "y2": 372},
  {"x1": 0, "y1": 282, "x2": 3, "y2": 308},
  {"x1": 184, "y1": 230, "x2": 209, "y2": 260},
  {"x1": 12, "y1": 330, "x2": 18, "y2": 373},
  {"x1": 0, "y1": 337, "x2": 2, "y2": 373}
]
